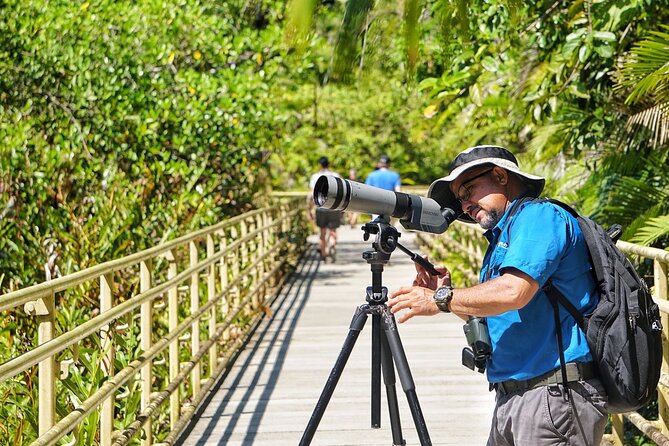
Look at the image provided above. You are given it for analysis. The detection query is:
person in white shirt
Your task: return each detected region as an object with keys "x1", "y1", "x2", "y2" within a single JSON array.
[{"x1": 308, "y1": 156, "x2": 342, "y2": 262}]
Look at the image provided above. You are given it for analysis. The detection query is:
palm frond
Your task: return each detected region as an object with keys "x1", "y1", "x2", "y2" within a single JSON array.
[
  {"x1": 629, "y1": 215, "x2": 669, "y2": 246},
  {"x1": 527, "y1": 123, "x2": 568, "y2": 161},
  {"x1": 616, "y1": 25, "x2": 669, "y2": 105},
  {"x1": 598, "y1": 175, "x2": 669, "y2": 228},
  {"x1": 625, "y1": 102, "x2": 669, "y2": 148}
]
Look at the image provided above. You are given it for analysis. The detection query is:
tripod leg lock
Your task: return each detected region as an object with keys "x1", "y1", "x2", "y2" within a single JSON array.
[{"x1": 349, "y1": 305, "x2": 371, "y2": 331}]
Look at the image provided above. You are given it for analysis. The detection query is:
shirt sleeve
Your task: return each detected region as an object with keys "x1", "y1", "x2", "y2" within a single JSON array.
[{"x1": 498, "y1": 203, "x2": 573, "y2": 287}]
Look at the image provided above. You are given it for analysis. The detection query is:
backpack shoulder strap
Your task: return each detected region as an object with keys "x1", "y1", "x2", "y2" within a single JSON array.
[
  {"x1": 536, "y1": 198, "x2": 589, "y2": 331},
  {"x1": 543, "y1": 280, "x2": 587, "y2": 331}
]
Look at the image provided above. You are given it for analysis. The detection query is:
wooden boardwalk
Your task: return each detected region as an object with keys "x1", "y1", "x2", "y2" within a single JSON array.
[{"x1": 177, "y1": 225, "x2": 495, "y2": 446}]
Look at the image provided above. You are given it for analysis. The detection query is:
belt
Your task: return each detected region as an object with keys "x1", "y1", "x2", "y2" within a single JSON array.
[{"x1": 493, "y1": 362, "x2": 598, "y2": 395}]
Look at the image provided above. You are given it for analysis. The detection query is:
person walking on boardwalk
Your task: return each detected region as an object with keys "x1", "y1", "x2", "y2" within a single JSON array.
[
  {"x1": 365, "y1": 154, "x2": 401, "y2": 192},
  {"x1": 387, "y1": 145, "x2": 607, "y2": 446},
  {"x1": 347, "y1": 167, "x2": 360, "y2": 227},
  {"x1": 308, "y1": 156, "x2": 342, "y2": 262}
]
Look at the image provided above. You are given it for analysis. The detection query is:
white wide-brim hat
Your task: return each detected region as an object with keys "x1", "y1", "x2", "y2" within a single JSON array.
[{"x1": 427, "y1": 145, "x2": 545, "y2": 223}]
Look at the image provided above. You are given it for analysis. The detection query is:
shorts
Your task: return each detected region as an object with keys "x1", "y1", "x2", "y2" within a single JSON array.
[{"x1": 315, "y1": 208, "x2": 342, "y2": 229}]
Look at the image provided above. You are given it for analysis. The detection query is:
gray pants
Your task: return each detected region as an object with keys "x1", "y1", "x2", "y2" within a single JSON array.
[{"x1": 487, "y1": 378, "x2": 608, "y2": 446}]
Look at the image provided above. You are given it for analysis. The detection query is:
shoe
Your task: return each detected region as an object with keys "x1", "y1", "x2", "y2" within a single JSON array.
[{"x1": 329, "y1": 246, "x2": 336, "y2": 263}]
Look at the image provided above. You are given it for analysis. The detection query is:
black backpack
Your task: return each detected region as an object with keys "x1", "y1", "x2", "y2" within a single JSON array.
[{"x1": 516, "y1": 198, "x2": 663, "y2": 413}]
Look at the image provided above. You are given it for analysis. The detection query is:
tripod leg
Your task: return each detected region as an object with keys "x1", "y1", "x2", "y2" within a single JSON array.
[
  {"x1": 381, "y1": 307, "x2": 432, "y2": 446},
  {"x1": 381, "y1": 329, "x2": 406, "y2": 446},
  {"x1": 371, "y1": 314, "x2": 381, "y2": 428},
  {"x1": 299, "y1": 305, "x2": 369, "y2": 446}
]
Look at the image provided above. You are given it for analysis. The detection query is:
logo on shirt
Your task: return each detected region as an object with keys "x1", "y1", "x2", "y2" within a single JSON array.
[{"x1": 497, "y1": 241, "x2": 509, "y2": 249}]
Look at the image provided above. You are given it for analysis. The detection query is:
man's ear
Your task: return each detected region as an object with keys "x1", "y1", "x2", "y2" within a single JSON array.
[{"x1": 492, "y1": 166, "x2": 508, "y2": 185}]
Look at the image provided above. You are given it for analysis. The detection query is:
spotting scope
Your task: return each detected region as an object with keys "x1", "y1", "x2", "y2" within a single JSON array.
[{"x1": 313, "y1": 175, "x2": 457, "y2": 234}]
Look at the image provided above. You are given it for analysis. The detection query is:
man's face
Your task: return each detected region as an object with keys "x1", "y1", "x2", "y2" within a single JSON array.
[{"x1": 450, "y1": 166, "x2": 508, "y2": 230}]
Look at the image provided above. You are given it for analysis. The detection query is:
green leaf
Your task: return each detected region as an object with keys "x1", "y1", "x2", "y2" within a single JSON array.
[
  {"x1": 593, "y1": 31, "x2": 616, "y2": 42},
  {"x1": 562, "y1": 39, "x2": 581, "y2": 57},
  {"x1": 630, "y1": 215, "x2": 669, "y2": 246},
  {"x1": 594, "y1": 45, "x2": 613, "y2": 58},
  {"x1": 568, "y1": 84, "x2": 591, "y2": 99},
  {"x1": 566, "y1": 29, "x2": 587, "y2": 41},
  {"x1": 481, "y1": 56, "x2": 499, "y2": 73},
  {"x1": 418, "y1": 77, "x2": 437, "y2": 91},
  {"x1": 469, "y1": 84, "x2": 482, "y2": 106}
]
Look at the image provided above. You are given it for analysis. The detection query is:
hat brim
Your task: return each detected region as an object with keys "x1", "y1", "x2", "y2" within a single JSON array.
[{"x1": 427, "y1": 158, "x2": 545, "y2": 223}]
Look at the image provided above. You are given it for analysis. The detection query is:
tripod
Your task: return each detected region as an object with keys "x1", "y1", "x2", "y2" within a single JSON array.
[{"x1": 300, "y1": 217, "x2": 432, "y2": 446}]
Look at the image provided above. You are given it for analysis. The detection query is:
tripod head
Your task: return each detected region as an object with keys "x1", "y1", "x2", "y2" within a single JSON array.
[
  {"x1": 360, "y1": 217, "x2": 396, "y2": 305},
  {"x1": 361, "y1": 216, "x2": 398, "y2": 262},
  {"x1": 361, "y1": 216, "x2": 440, "y2": 275},
  {"x1": 360, "y1": 216, "x2": 441, "y2": 306}
]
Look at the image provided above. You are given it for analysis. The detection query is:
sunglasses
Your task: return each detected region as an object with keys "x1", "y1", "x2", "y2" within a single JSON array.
[{"x1": 456, "y1": 167, "x2": 494, "y2": 203}]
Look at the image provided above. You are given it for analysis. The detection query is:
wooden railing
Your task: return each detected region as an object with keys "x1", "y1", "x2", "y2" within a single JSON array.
[
  {"x1": 416, "y1": 223, "x2": 669, "y2": 446},
  {"x1": 0, "y1": 195, "x2": 309, "y2": 446}
]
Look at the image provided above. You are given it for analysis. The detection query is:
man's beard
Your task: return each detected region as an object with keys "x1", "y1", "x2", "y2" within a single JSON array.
[{"x1": 479, "y1": 208, "x2": 503, "y2": 230}]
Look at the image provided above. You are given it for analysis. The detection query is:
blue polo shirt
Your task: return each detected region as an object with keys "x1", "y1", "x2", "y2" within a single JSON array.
[
  {"x1": 365, "y1": 169, "x2": 401, "y2": 191},
  {"x1": 481, "y1": 199, "x2": 598, "y2": 383}
]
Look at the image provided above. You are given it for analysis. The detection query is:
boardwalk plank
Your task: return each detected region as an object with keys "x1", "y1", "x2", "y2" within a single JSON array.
[{"x1": 178, "y1": 225, "x2": 495, "y2": 445}]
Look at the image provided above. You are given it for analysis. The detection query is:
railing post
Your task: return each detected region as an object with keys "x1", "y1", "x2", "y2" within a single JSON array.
[
  {"x1": 610, "y1": 414, "x2": 624, "y2": 446},
  {"x1": 656, "y1": 259, "x2": 669, "y2": 436},
  {"x1": 100, "y1": 273, "x2": 114, "y2": 446},
  {"x1": 256, "y1": 214, "x2": 266, "y2": 305},
  {"x1": 229, "y1": 226, "x2": 242, "y2": 310},
  {"x1": 166, "y1": 249, "x2": 180, "y2": 429},
  {"x1": 219, "y1": 234, "x2": 230, "y2": 315},
  {"x1": 266, "y1": 211, "x2": 274, "y2": 282},
  {"x1": 23, "y1": 267, "x2": 56, "y2": 438},
  {"x1": 219, "y1": 234, "x2": 230, "y2": 343},
  {"x1": 240, "y1": 220, "x2": 249, "y2": 273},
  {"x1": 207, "y1": 235, "x2": 218, "y2": 377},
  {"x1": 189, "y1": 241, "x2": 201, "y2": 397},
  {"x1": 241, "y1": 219, "x2": 250, "y2": 312},
  {"x1": 250, "y1": 216, "x2": 260, "y2": 309},
  {"x1": 140, "y1": 260, "x2": 153, "y2": 446}
]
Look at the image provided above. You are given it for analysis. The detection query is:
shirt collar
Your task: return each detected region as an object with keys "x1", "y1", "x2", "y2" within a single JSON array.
[{"x1": 483, "y1": 199, "x2": 519, "y2": 244}]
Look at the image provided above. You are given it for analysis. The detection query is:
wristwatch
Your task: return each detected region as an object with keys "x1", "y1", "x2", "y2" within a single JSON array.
[{"x1": 433, "y1": 285, "x2": 454, "y2": 313}]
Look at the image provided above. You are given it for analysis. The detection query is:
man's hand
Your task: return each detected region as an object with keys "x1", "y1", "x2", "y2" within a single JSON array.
[
  {"x1": 388, "y1": 286, "x2": 441, "y2": 323},
  {"x1": 413, "y1": 257, "x2": 451, "y2": 290}
]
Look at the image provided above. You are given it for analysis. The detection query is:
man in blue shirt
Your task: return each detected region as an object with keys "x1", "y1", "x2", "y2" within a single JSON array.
[
  {"x1": 388, "y1": 145, "x2": 607, "y2": 446},
  {"x1": 365, "y1": 154, "x2": 401, "y2": 192}
]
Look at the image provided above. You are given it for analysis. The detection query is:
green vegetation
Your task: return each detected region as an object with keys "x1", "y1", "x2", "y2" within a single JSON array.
[
  {"x1": 1, "y1": 0, "x2": 669, "y2": 444},
  {"x1": 0, "y1": 0, "x2": 282, "y2": 291}
]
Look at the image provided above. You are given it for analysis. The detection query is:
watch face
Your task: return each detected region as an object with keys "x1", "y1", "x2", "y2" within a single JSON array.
[
  {"x1": 434, "y1": 286, "x2": 452, "y2": 312},
  {"x1": 435, "y1": 287, "x2": 451, "y2": 301}
]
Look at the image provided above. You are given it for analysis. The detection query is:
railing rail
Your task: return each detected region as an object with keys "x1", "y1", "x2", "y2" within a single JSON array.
[
  {"x1": 416, "y1": 222, "x2": 669, "y2": 446},
  {"x1": 0, "y1": 195, "x2": 309, "y2": 446}
]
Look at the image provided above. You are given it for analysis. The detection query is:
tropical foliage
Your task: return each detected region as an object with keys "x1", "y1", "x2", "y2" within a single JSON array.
[
  {"x1": 0, "y1": 0, "x2": 282, "y2": 293},
  {"x1": 282, "y1": 0, "x2": 669, "y2": 246}
]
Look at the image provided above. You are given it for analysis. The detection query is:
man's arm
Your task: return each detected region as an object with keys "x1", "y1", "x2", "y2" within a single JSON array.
[
  {"x1": 388, "y1": 268, "x2": 538, "y2": 324},
  {"x1": 448, "y1": 269, "x2": 538, "y2": 316}
]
